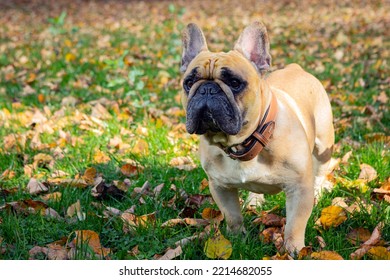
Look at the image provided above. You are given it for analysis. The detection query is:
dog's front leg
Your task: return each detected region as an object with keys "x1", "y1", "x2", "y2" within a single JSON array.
[
  {"x1": 283, "y1": 185, "x2": 314, "y2": 255},
  {"x1": 209, "y1": 180, "x2": 244, "y2": 233}
]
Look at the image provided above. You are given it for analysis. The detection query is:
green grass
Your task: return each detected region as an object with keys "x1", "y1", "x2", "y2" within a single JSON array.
[{"x1": 0, "y1": 0, "x2": 389, "y2": 260}]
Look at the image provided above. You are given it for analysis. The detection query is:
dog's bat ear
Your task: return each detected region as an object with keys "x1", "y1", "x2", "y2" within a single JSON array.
[
  {"x1": 180, "y1": 23, "x2": 208, "y2": 73},
  {"x1": 234, "y1": 21, "x2": 271, "y2": 73}
]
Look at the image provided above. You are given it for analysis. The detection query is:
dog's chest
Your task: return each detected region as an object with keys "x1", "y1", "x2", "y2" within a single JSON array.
[{"x1": 202, "y1": 154, "x2": 282, "y2": 194}]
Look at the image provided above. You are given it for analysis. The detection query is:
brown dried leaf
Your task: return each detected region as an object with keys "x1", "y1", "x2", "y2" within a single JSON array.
[
  {"x1": 358, "y1": 163, "x2": 378, "y2": 182},
  {"x1": 71, "y1": 230, "x2": 111, "y2": 258},
  {"x1": 201, "y1": 208, "x2": 224, "y2": 222},
  {"x1": 350, "y1": 222, "x2": 384, "y2": 260},
  {"x1": 199, "y1": 178, "x2": 209, "y2": 192},
  {"x1": 158, "y1": 246, "x2": 183, "y2": 260},
  {"x1": 82, "y1": 167, "x2": 97, "y2": 184},
  {"x1": 47, "y1": 244, "x2": 69, "y2": 260},
  {"x1": 26, "y1": 178, "x2": 49, "y2": 195},
  {"x1": 121, "y1": 212, "x2": 156, "y2": 233},
  {"x1": 120, "y1": 163, "x2": 138, "y2": 177},
  {"x1": 347, "y1": 228, "x2": 372, "y2": 245},
  {"x1": 41, "y1": 192, "x2": 62, "y2": 202},
  {"x1": 47, "y1": 178, "x2": 89, "y2": 188},
  {"x1": 67, "y1": 200, "x2": 85, "y2": 221},
  {"x1": 260, "y1": 227, "x2": 283, "y2": 244},
  {"x1": 169, "y1": 156, "x2": 197, "y2": 171},
  {"x1": 253, "y1": 212, "x2": 285, "y2": 227},
  {"x1": 298, "y1": 246, "x2": 313, "y2": 260}
]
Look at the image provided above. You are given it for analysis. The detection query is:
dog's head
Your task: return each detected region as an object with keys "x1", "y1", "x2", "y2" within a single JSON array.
[{"x1": 180, "y1": 22, "x2": 271, "y2": 146}]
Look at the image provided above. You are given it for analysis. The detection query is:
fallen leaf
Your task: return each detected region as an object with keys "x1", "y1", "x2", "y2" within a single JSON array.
[
  {"x1": 131, "y1": 139, "x2": 149, "y2": 155},
  {"x1": 169, "y1": 156, "x2": 197, "y2": 171},
  {"x1": 161, "y1": 218, "x2": 209, "y2": 228},
  {"x1": 33, "y1": 153, "x2": 55, "y2": 169},
  {"x1": 341, "y1": 150, "x2": 353, "y2": 164},
  {"x1": 367, "y1": 246, "x2": 390, "y2": 260},
  {"x1": 347, "y1": 228, "x2": 372, "y2": 245},
  {"x1": 315, "y1": 236, "x2": 327, "y2": 249},
  {"x1": 298, "y1": 246, "x2": 313, "y2": 260},
  {"x1": 201, "y1": 208, "x2": 224, "y2": 222},
  {"x1": 46, "y1": 244, "x2": 69, "y2": 260},
  {"x1": 41, "y1": 192, "x2": 62, "y2": 202},
  {"x1": 128, "y1": 245, "x2": 140, "y2": 257},
  {"x1": 199, "y1": 178, "x2": 209, "y2": 192},
  {"x1": 364, "y1": 132, "x2": 390, "y2": 145},
  {"x1": 93, "y1": 150, "x2": 111, "y2": 164},
  {"x1": 185, "y1": 194, "x2": 213, "y2": 207},
  {"x1": 47, "y1": 178, "x2": 89, "y2": 188},
  {"x1": 253, "y1": 212, "x2": 285, "y2": 227},
  {"x1": 70, "y1": 230, "x2": 110, "y2": 258},
  {"x1": 158, "y1": 246, "x2": 183, "y2": 260},
  {"x1": 82, "y1": 167, "x2": 97, "y2": 184},
  {"x1": 311, "y1": 251, "x2": 344, "y2": 260},
  {"x1": 120, "y1": 163, "x2": 138, "y2": 177},
  {"x1": 121, "y1": 212, "x2": 156, "y2": 233},
  {"x1": 67, "y1": 200, "x2": 86, "y2": 221},
  {"x1": 319, "y1": 205, "x2": 347, "y2": 229},
  {"x1": 204, "y1": 231, "x2": 232, "y2": 260},
  {"x1": 358, "y1": 163, "x2": 377, "y2": 182},
  {"x1": 26, "y1": 178, "x2": 49, "y2": 195},
  {"x1": 270, "y1": 253, "x2": 293, "y2": 260},
  {"x1": 350, "y1": 222, "x2": 384, "y2": 259}
]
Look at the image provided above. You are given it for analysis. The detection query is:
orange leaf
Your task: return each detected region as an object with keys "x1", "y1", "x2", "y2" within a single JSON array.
[
  {"x1": 72, "y1": 230, "x2": 110, "y2": 257},
  {"x1": 311, "y1": 251, "x2": 344, "y2": 260},
  {"x1": 201, "y1": 208, "x2": 224, "y2": 222},
  {"x1": 368, "y1": 246, "x2": 390, "y2": 260},
  {"x1": 82, "y1": 167, "x2": 97, "y2": 184},
  {"x1": 120, "y1": 163, "x2": 138, "y2": 177}
]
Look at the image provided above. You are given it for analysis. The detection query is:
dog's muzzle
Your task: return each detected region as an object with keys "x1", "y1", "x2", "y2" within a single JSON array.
[{"x1": 185, "y1": 81, "x2": 242, "y2": 135}]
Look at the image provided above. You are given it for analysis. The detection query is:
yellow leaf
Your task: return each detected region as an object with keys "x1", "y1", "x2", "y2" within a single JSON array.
[
  {"x1": 41, "y1": 192, "x2": 62, "y2": 202},
  {"x1": 311, "y1": 251, "x2": 344, "y2": 260},
  {"x1": 204, "y1": 231, "x2": 232, "y2": 259},
  {"x1": 319, "y1": 205, "x2": 347, "y2": 229},
  {"x1": 65, "y1": 53, "x2": 76, "y2": 62},
  {"x1": 131, "y1": 139, "x2": 149, "y2": 155},
  {"x1": 93, "y1": 150, "x2": 110, "y2": 164},
  {"x1": 368, "y1": 246, "x2": 390, "y2": 260},
  {"x1": 337, "y1": 177, "x2": 369, "y2": 193}
]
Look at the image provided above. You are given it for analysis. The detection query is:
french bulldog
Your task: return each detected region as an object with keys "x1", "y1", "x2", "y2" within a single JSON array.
[{"x1": 179, "y1": 21, "x2": 334, "y2": 255}]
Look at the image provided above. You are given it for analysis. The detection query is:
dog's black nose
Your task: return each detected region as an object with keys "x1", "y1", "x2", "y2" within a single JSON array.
[{"x1": 197, "y1": 81, "x2": 221, "y2": 96}]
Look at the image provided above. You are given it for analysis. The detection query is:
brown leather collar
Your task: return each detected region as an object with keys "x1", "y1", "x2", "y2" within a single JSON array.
[{"x1": 222, "y1": 91, "x2": 278, "y2": 161}]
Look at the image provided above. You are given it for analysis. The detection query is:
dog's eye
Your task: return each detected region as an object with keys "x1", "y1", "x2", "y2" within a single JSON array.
[
  {"x1": 184, "y1": 80, "x2": 194, "y2": 92},
  {"x1": 230, "y1": 79, "x2": 241, "y2": 89}
]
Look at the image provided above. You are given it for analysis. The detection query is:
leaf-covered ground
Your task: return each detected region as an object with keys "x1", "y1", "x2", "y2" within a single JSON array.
[{"x1": 0, "y1": 0, "x2": 389, "y2": 260}]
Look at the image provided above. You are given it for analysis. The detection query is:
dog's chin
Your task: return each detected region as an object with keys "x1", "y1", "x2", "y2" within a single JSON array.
[{"x1": 186, "y1": 112, "x2": 242, "y2": 136}]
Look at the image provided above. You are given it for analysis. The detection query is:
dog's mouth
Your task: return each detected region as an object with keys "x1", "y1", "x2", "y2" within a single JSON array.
[{"x1": 185, "y1": 84, "x2": 242, "y2": 135}]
